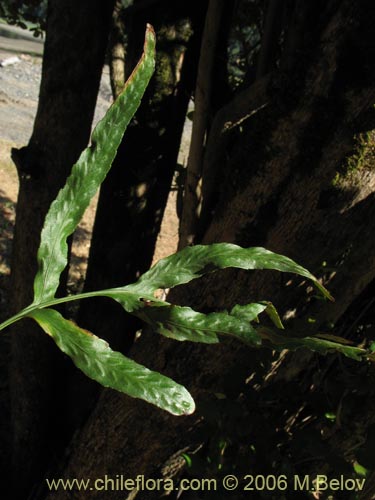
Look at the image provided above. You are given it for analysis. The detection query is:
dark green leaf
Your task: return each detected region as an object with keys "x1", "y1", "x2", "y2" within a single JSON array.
[
  {"x1": 135, "y1": 302, "x2": 261, "y2": 346},
  {"x1": 258, "y1": 327, "x2": 366, "y2": 361},
  {"x1": 33, "y1": 25, "x2": 156, "y2": 304},
  {"x1": 261, "y1": 301, "x2": 285, "y2": 329},
  {"x1": 129, "y1": 244, "x2": 333, "y2": 300},
  {"x1": 88, "y1": 290, "x2": 261, "y2": 345},
  {"x1": 29, "y1": 308, "x2": 195, "y2": 416},
  {"x1": 230, "y1": 303, "x2": 268, "y2": 322}
]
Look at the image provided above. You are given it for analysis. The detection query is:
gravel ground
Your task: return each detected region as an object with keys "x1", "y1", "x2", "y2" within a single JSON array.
[
  {"x1": 0, "y1": 50, "x2": 114, "y2": 292},
  {"x1": 0, "y1": 53, "x2": 113, "y2": 144},
  {"x1": 0, "y1": 54, "x2": 42, "y2": 144}
]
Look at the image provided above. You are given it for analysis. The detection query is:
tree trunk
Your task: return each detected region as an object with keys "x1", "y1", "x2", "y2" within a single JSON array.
[
  {"x1": 44, "y1": 1, "x2": 375, "y2": 498},
  {"x1": 178, "y1": 0, "x2": 225, "y2": 248},
  {"x1": 8, "y1": 1, "x2": 114, "y2": 496},
  {"x1": 109, "y1": 0, "x2": 126, "y2": 99},
  {"x1": 255, "y1": 0, "x2": 284, "y2": 79},
  {"x1": 65, "y1": 1, "x2": 207, "y2": 432}
]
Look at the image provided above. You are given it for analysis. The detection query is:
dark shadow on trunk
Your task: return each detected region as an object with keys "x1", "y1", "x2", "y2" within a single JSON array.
[{"x1": 7, "y1": 1, "x2": 115, "y2": 497}]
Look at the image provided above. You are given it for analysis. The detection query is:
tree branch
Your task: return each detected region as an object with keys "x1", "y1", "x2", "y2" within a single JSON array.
[
  {"x1": 256, "y1": 0, "x2": 284, "y2": 79},
  {"x1": 178, "y1": 0, "x2": 225, "y2": 249},
  {"x1": 198, "y1": 74, "x2": 270, "y2": 238}
]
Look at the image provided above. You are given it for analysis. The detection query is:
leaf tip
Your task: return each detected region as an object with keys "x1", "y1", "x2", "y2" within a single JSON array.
[
  {"x1": 175, "y1": 391, "x2": 196, "y2": 416},
  {"x1": 314, "y1": 280, "x2": 334, "y2": 302},
  {"x1": 145, "y1": 23, "x2": 156, "y2": 48},
  {"x1": 146, "y1": 23, "x2": 155, "y2": 34},
  {"x1": 182, "y1": 399, "x2": 196, "y2": 416}
]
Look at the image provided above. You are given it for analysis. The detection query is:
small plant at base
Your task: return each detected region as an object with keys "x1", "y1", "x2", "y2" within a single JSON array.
[{"x1": 0, "y1": 25, "x2": 370, "y2": 416}]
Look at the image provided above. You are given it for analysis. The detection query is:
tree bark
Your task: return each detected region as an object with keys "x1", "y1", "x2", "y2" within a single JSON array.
[
  {"x1": 8, "y1": 0, "x2": 115, "y2": 496},
  {"x1": 178, "y1": 0, "x2": 225, "y2": 248},
  {"x1": 109, "y1": 0, "x2": 126, "y2": 99},
  {"x1": 44, "y1": 1, "x2": 375, "y2": 498},
  {"x1": 198, "y1": 74, "x2": 270, "y2": 239}
]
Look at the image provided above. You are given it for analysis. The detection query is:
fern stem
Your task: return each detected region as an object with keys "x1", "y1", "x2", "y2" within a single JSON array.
[{"x1": 0, "y1": 288, "x2": 141, "y2": 332}]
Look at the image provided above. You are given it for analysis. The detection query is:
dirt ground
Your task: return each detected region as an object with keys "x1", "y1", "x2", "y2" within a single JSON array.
[{"x1": 0, "y1": 25, "x2": 184, "y2": 307}]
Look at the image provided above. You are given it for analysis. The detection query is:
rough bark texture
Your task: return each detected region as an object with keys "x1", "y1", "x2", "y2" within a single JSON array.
[
  {"x1": 44, "y1": 1, "x2": 375, "y2": 499},
  {"x1": 8, "y1": 1, "x2": 115, "y2": 497},
  {"x1": 198, "y1": 74, "x2": 270, "y2": 238}
]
